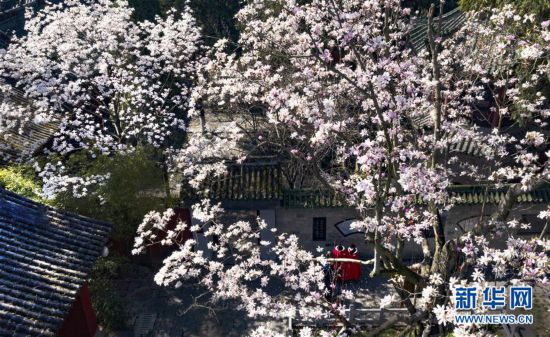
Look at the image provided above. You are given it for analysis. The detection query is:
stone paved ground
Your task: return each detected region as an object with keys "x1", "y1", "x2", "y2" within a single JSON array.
[
  {"x1": 95, "y1": 262, "x2": 549, "y2": 337},
  {"x1": 95, "y1": 264, "x2": 280, "y2": 337},
  {"x1": 95, "y1": 263, "x2": 395, "y2": 337}
]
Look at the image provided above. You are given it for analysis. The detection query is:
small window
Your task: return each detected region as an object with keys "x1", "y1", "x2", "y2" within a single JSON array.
[{"x1": 313, "y1": 217, "x2": 327, "y2": 241}]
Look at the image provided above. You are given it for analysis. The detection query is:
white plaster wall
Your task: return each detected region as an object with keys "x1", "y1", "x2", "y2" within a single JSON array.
[{"x1": 219, "y1": 203, "x2": 547, "y2": 261}]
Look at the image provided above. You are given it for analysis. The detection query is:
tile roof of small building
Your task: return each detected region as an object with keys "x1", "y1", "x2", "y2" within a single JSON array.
[
  {"x1": 0, "y1": 78, "x2": 60, "y2": 164},
  {"x1": 410, "y1": 7, "x2": 466, "y2": 53},
  {"x1": 204, "y1": 160, "x2": 550, "y2": 208},
  {"x1": 0, "y1": 188, "x2": 111, "y2": 336},
  {"x1": 208, "y1": 161, "x2": 283, "y2": 201},
  {"x1": 0, "y1": 1, "x2": 60, "y2": 164},
  {"x1": 0, "y1": 1, "x2": 31, "y2": 35}
]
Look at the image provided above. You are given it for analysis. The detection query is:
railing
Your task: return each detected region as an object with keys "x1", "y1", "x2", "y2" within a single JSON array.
[
  {"x1": 288, "y1": 306, "x2": 410, "y2": 334},
  {"x1": 447, "y1": 184, "x2": 550, "y2": 205}
]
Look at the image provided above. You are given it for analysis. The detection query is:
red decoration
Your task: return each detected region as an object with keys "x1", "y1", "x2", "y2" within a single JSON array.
[
  {"x1": 57, "y1": 282, "x2": 97, "y2": 337},
  {"x1": 341, "y1": 248, "x2": 352, "y2": 281},
  {"x1": 331, "y1": 245, "x2": 361, "y2": 281}
]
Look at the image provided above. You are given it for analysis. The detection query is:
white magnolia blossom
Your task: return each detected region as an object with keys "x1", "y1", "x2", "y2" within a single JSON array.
[
  {"x1": 37, "y1": 161, "x2": 111, "y2": 199},
  {"x1": 135, "y1": 2, "x2": 549, "y2": 335},
  {"x1": 4, "y1": 0, "x2": 546, "y2": 336},
  {"x1": 379, "y1": 295, "x2": 395, "y2": 309},
  {"x1": 0, "y1": 0, "x2": 204, "y2": 196}
]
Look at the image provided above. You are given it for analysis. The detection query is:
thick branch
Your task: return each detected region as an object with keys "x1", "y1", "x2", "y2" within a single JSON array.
[
  {"x1": 474, "y1": 179, "x2": 546, "y2": 235},
  {"x1": 375, "y1": 241, "x2": 425, "y2": 286},
  {"x1": 427, "y1": 4, "x2": 446, "y2": 251}
]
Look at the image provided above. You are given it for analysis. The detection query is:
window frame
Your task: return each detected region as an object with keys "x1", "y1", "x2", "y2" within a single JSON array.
[{"x1": 312, "y1": 217, "x2": 327, "y2": 241}]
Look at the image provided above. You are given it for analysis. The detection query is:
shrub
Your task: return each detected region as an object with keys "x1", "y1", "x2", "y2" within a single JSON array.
[
  {"x1": 55, "y1": 146, "x2": 173, "y2": 254},
  {"x1": 0, "y1": 165, "x2": 52, "y2": 204},
  {"x1": 89, "y1": 256, "x2": 129, "y2": 332}
]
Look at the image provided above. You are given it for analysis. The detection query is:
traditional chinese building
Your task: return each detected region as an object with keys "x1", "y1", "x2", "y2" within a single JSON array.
[
  {"x1": 182, "y1": 5, "x2": 549, "y2": 260},
  {"x1": 0, "y1": 187, "x2": 111, "y2": 337},
  {"x1": 192, "y1": 161, "x2": 550, "y2": 259}
]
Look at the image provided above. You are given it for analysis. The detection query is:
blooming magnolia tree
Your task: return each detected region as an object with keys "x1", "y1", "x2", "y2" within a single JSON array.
[
  {"x1": 2, "y1": 0, "x2": 547, "y2": 336},
  {"x1": 134, "y1": 1, "x2": 549, "y2": 336},
  {"x1": 0, "y1": 0, "x2": 203, "y2": 196}
]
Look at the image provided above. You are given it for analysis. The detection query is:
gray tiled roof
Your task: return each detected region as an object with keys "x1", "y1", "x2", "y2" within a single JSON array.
[
  {"x1": 449, "y1": 136, "x2": 483, "y2": 156},
  {"x1": 0, "y1": 78, "x2": 60, "y2": 164},
  {"x1": 208, "y1": 161, "x2": 282, "y2": 201},
  {"x1": 410, "y1": 7, "x2": 466, "y2": 53},
  {"x1": 0, "y1": 1, "x2": 60, "y2": 164},
  {"x1": 0, "y1": 1, "x2": 37, "y2": 14},
  {"x1": 0, "y1": 1, "x2": 36, "y2": 38},
  {"x1": 0, "y1": 188, "x2": 111, "y2": 336}
]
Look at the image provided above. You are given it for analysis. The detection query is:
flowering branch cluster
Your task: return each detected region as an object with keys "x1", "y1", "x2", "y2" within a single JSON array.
[
  {"x1": 1, "y1": 0, "x2": 548, "y2": 336},
  {"x1": 146, "y1": 1, "x2": 548, "y2": 335},
  {"x1": 0, "y1": 0, "x2": 204, "y2": 196}
]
